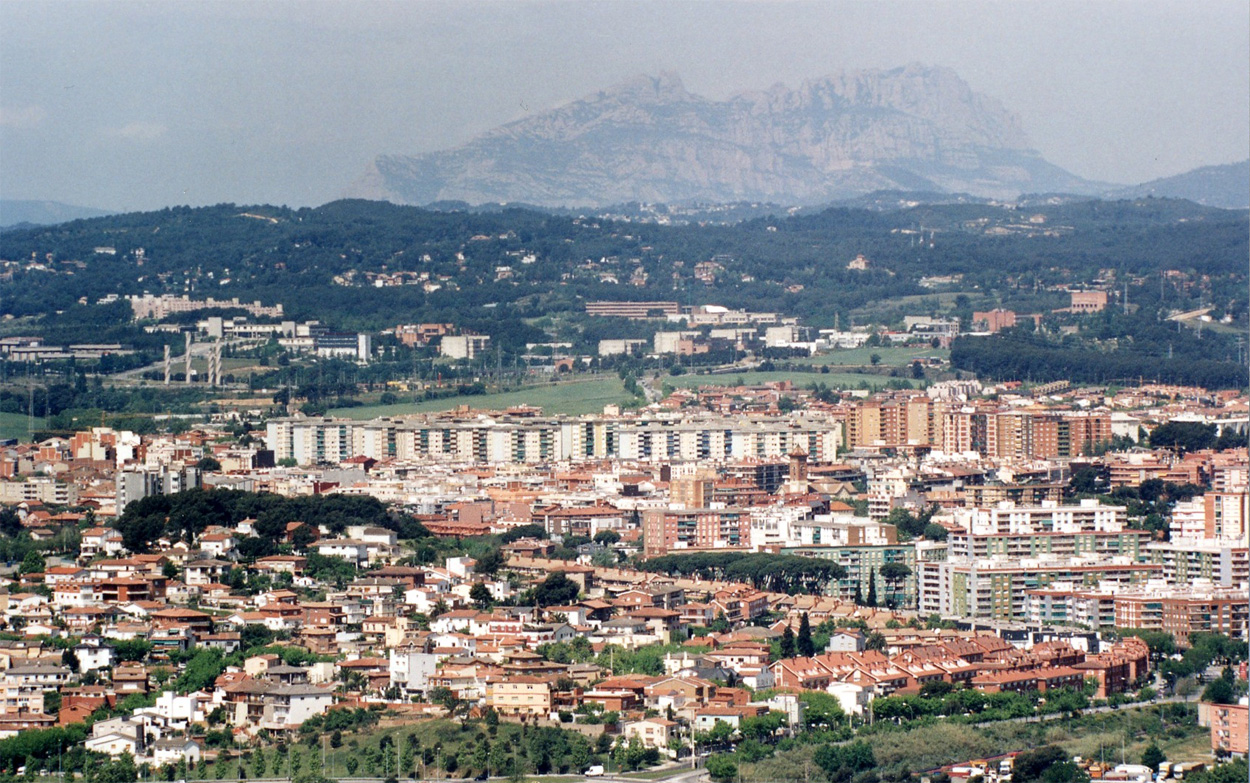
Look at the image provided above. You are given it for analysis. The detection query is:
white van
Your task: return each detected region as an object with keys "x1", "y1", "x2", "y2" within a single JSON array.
[{"x1": 585, "y1": 766, "x2": 605, "y2": 777}]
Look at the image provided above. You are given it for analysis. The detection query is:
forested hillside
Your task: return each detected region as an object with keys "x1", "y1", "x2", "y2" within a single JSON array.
[{"x1": 0, "y1": 197, "x2": 1246, "y2": 386}]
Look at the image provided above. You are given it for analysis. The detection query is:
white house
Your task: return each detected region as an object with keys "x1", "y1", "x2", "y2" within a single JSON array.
[
  {"x1": 429, "y1": 610, "x2": 488, "y2": 635},
  {"x1": 79, "y1": 527, "x2": 125, "y2": 559},
  {"x1": 72, "y1": 636, "x2": 117, "y2": 673},
  {"x1": 388, "y1": 649, "x2": 440, "y2": 695},
  {"x1": 445, "y1": 557, "x2": 476, "y2": 580},
  {"x1": 826, "y1": 681, "x2": 872, "y2": 717},
  {"x1": 150, "y1": 738, "x2": 201, "y2": 766},
  {"x1": 148, "y1": 690, "x2": 211, "y2": 728},
  {"x1": 315, "y1": 539, "x2": 368, "y2": 567},
  {"x1": 199, "y1": 532, "x2": 237, "y2": 560},
  {"x1": 85, "y1": 732, "x2": 141, "y2": 758},
  {"x1": 827, "y1": 630, "x2": 867, "y2": 653},
  {"x1": 261, "y1": 685, "x2": 334, "y2": 729}
]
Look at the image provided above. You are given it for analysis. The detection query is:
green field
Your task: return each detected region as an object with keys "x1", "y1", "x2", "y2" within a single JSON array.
[
  {"x1": 195, "y1": 717, "x2": 609, "y2": 781},
  {"x1": 0, "y1": 412, "x2": 43, "y2": 441},
  {"x1": 795, "y1": 345, "x2": 949, "y2": 367},
  {"x1": 330, "y1": 377, "x2": 637, "y2": 419},
  {"x1": 664, "y1": 369, "x2": 914, "y2": 392},
  {"x1": 742, "y1": 704, "x2": 1209, "y2": 783}
]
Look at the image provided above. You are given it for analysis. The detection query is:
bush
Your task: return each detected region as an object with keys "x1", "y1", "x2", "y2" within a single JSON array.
[{"x1": 706, "y1": 755, "x2": 738, "y2": 783}]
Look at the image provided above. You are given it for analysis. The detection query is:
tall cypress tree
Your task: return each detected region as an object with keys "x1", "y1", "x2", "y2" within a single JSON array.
[
  {"x1": 866, "y1": 568, "x2": 877, "y2": 607},
  {"x1": 797, "y1": 612, "x2": 815, "y2": 657},
  {"x1": 780, "y1": 626, "x2": 796, "y2": 659}
]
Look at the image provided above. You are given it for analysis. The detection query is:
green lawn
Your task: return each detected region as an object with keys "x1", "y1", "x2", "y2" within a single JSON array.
[
  {"x1": 195, "y1": 717, "x2": 609, "y2": 781},
  {"x1": 330, "y1": 377, "x2": 637, "y2": 419},
  {"x1": 663, "y1": 370, "x2": 912, "y2": 392},
  {"x1": 795, "y1": 345, "x2": 949, "y2": 367},
  {"x1": 0, "y1": 412, "x2": 42, "y2": 441}
]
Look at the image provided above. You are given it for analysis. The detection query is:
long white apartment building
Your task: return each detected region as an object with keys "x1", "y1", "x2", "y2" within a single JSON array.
[
  {"x1": 750, "y1": 508, "x2": 898, "y2": 551},
  {"x1": 916, "y1": 554, "x2": 1161, "y2": 621},
  {"x1": 266, "y1": 413, "x2": 842, "y2": 466},
  {"x1": 949, "y1": 498, "x2": 1127, "y2": 536}
]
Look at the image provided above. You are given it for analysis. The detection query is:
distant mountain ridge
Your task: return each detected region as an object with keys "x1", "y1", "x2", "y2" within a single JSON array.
[
  {"x1": 0, "y1": 200, "x2": 112, "y2": 229},
  {"x1": 348, "y1": 64, "x2": 1110, "y2": 207},
  {"x1": 1107, "y1": 160, "x2": 1249, "y2": 210}
]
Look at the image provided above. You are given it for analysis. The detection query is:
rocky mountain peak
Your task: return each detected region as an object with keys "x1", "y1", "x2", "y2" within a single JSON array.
[{"x1": 348, "y1": 65, "x2": 1100, "y2": 207}]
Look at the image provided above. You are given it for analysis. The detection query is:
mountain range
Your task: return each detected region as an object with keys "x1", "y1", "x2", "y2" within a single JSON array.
[
  {"x1": 1107, "y1": 160, "x2": 1249, "y2": 210},
  {"x1": 348, "y1": 64, "x2": 1111, "y2": 207},
  {"x1": 0, "y1": 200, "x2": 113, "y2": 230}
]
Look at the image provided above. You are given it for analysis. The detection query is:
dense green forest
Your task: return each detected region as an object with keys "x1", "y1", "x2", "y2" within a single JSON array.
[{"x1": 1, "y1": 196, "x2": 1246, "y2": 386}]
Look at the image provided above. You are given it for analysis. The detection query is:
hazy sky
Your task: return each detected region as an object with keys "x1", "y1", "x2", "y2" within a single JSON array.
[{"x1": 2, "y1": 0, "x2": 1247, "y2": 212}]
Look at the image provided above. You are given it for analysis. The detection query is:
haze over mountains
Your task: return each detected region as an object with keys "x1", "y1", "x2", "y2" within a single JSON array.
[
  {"x1": 349, "y1": 64, "x2": 1116, "y2": 208},
  {"x1": 1107, "y1": 160, "x2": 1250, "y2": 210}
]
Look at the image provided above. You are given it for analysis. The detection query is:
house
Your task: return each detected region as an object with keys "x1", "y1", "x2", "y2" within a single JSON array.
[
  {"x1": 827, "y1": 630, "x2": 867, "y2": 653},
  {"x1": 72, "y1": 636, "x2": 117, "y2": 672},
  {"x1": 151, "y1": 737, "x2": 202, "y2": 766},
  {"x1": 254, "y1": 555, "x2": 307, "y2": 575},
  {"x1": 112, "y1": 666, "x2": 150, "y2": 694},
  {"x1": 199, "y1": 532, "x2": 237, "y2": 559},
  {"x1": 692, "y1": 704, "x2": 768, "y2": 732},
  {"x1": 486, "y1": 676, "x2": 552, "y2": 717},
  {"x1": 315, "y1": 539, "x2": 368, "y2": 567},
  {"x1": 389, "y1": 648, "x2": 440, "y2": 695},
  {"x1": 85, "y1": 716, "x2": 153, "y2": 757},
  {"x1": 145, "y1": 690, "x2": 212, "y2": 728},
  {"x1": 150, "y1": 607, "x2": 213, "y2": 635},
  {"x1": 0, "y1": 664, "x2": 70, "y2": 713},
  {"x1": 79, "y1": 527, "x2": 125, "y2": 560},
  {"x1": 260, "y1": 684, "x2": 334, "y2": 729},
  {"x1": 85, "y1": 731, "x2": 141, "y2": 758},
  {"x1": 184, "y1": 559, "x2": 232, "y2": 586},
  {"x1": 622, "y1": 717, "x2": 678, "y2": 755},
  {"x1": 0, "y1": 712, "x2": 55, "y2": 737}
]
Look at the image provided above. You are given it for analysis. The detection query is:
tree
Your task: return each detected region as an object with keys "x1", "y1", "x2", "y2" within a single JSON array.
[
  {"x1": 1140, "y1": 744, "x2": 1165, "y2": 771},
  {"x1": 593, "y1": 530, "x2": 620, "y2": 546},
  {"x1": 1202, "y1": 677, "x2": 1235, "y2": 705},
  {"x1": 470, "y1": 583, "x2": 494, "y2": 610},
  {"x1": 1149, "y1": 421, "x2": 1218, "y2": 454},
  {"x1": 290, "y1": 524, "x2": 318, "y2": 553},
  {"x1": 865, "y1": 568, "x2": 877, "y2": 607},
  {"x1": 879, "y1": 562, "x2": 912, "y2": 607},
  {"x1": 251, "y1": 749, "x2": 267, "y2": 778},
  {"x1": 797, "y1": 613, "x2": 815, "y2": 657},
  {"x1": 19, "y1": 550, "x2": 45, "y2": 575},
  {"x1": 0, "y1": 508, "x2": 21, "y2": 538},
  {"x1": 813, "y1": 740, "x2": 875, "y2": 779},
  {"x1": 779, "y1": 626, "x2": 795, "y2": 659},
  {"x1": 196, "y1": 456, "x2": 222, "y2": 472},
  {"x1": 476, "y1": 548, "x2": 505, "y2": 576},
  {"x1": 923, "y1": 523, "x2": 949, "y2": 541},
  {"x1": 1014, "y1": 746, "x2": 1069, "y2": 783},
  {"x1": 534, "y1": 572, "x2": 579, "y2": 607}
]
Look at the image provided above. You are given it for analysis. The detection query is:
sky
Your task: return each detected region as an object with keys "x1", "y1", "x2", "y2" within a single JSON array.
[{"x1": 1, "y1": 0, "x2": 1247, "y2": 213}]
